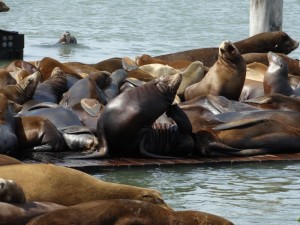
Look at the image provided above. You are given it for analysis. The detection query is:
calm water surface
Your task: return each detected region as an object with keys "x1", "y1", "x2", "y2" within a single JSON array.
[{"x1": 1, "y1": 1, "x2": 300, "y2": 224}]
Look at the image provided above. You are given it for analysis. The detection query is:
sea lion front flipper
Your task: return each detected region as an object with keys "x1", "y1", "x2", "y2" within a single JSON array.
[
  {"x1": 32, "y1": 144, "x2": 54, "y2": 152},
  {"x1": 80, "y1": 98, "x2": 103, "y2": 117}
]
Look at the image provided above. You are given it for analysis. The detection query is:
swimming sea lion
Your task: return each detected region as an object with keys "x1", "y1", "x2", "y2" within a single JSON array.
[
  {"x1": 0, "y1": 71, "x2": 41, "y2": 104},
  {"x1": 184, "y1": 41, "x2": 246, "y2": 101},
  {"x1": 155, "y1": 31, "x2": 299, "y2": 68},
  {"x1": 0, "y1": 1, "x2": 10, "y2": 12},
  {"x1": 57, "y1": 31, "x2": 77, "y2": 44},
  {"x1": 27, "y1": 199, "x2": 234, "y2": 225},
  {"x1": 0, "y1": 164, "x2": 170, "y2": 208}
]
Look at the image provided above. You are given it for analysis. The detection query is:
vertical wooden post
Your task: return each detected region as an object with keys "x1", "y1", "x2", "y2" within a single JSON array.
[{"x1": 249, "y1": 0, "x2": 283, "y2": 36}]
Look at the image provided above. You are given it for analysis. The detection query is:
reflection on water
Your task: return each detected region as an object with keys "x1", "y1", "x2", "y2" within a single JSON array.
[{"x1": 94, "y1": 162, "x2": 300, "y2": 225}]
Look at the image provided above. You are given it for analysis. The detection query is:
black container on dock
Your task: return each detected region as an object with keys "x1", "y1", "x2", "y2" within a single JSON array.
[{"x1": 0, "y1": 29, "x2": 24, "y2": 60}]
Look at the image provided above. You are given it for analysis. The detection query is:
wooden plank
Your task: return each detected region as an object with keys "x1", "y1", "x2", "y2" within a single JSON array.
[{"x1": 17, "y1": 152, "x2": 300, "y2": 172}]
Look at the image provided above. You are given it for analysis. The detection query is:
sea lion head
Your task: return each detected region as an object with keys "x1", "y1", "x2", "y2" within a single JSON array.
[
  {"x1": 17, "y1": 71, "x2": 41, "y2": 100},
  {"x1": 155, "y1": 73, "x2": 182, "y2": 101},
  {"x1": 219, "y1": 40, "x2": 241, "y2": 63},
  {"x1": 0, "y1": 178, "x2": 26, "y2": 203},
  {"x1": 273, "y1": 31, "x2": 299, "y2": 54},
  {"x1": 267, "y1": 51, "x2": 288, "y2": 77}
]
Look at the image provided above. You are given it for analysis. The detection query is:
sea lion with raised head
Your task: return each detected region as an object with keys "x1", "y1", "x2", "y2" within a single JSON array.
[
  {"x1": 57, "y1": 31, "x2": 77, "y2": 44},
  {"x1": 184, "y1": 41, "x2": 246, "y2": 101}
]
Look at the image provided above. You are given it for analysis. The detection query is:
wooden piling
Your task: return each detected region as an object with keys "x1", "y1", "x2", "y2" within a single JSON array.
[{"x1": 249, "y1": 0, "x2": 283, "y2": 36}]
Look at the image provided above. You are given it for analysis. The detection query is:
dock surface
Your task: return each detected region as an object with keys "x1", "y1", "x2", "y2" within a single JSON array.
[{"x1": 18, "y1": 152, "x2": 300, "y2": 172}]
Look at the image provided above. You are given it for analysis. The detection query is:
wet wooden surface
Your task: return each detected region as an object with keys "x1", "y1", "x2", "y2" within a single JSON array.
[{"x1": 18, "y1": 152, "x2": 300, "y2": 172}]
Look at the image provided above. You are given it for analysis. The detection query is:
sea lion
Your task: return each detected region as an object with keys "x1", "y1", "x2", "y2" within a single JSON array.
[
  {"x1": 59, "y1": 71, "x2": 111, "y2": 107},
  {"x1": 0, "y1": 94, "x2": 18, "y2": 155},
  {"x1": 0, "y1": 164, "x2": 170, "y2": 208},
  {"x1": 184, "y1": 41, "x2": 246, "y2": 101},
  {"x1": 239, "y1": 79, "x2": 264, "y2": 102},
  {"x1": 27, "y1": 199, "x2": 234, "y2": 225},
  {"x1": 4, "y1": 60, "x2": 39, "y2": 81},
  {"x1": 244, "y1": 93, "x2": 300, "y2": 112},
  {"x1": 0, "y1": 71, "x2": 41, "y2": 104},
  {"x1": 139, "y1": 63, "x2": 179, "y2": 77},
  {"x1": 0, "y1": 154, "x2": 23, "y2": 166},
  {"x1": 136, "y1": 53, "x2": 193, "y2": 70},
  {"x1": 0, "y1": 69, "x2": 16, "y2": 87},
  {"x1": 243, "y1": 52, "x2": 300, "y2": 76},
  {"x1": 87, "y1": 57, "x2": 123, "y2": 73},
  {"x1": 0, "y1": 178, "x2": 26, "y2": 203},
  {"x1": 84, "y1": 73, "x2": 194, "y2": 159},
  {"x1": 14, "y1": 116, "x2": 67, "y2": 152},
  {"x1": 194, "y1": 110, "x2": 300, "y2": 156},
  {"x1": 155, "y1": 31, "x2": 299, "y2": 68},
  {"x1": 18, "y1": 104, "x2": 98, "y2": 153},
  {"x1": 0, "y1": 1, "x2": 10, "y2": 12},
  {"x1": 246, "y1": 62, "x2": 267, "y2": 82},
  {"x1": 63, "y1": 61, "x2": 101, "y2": 77},
  {"x1": 0, "y1": 201, "x2": 66, "y2": 225},
  {"x1": 122, "y1": 57, "x2": 156, "y2": 81},
  {"x1": 57, "y1": 31, "x2": 77, "y2": 44},
  {"x1": 264, "y1": 51, "x2": 295, "y2": 96}
]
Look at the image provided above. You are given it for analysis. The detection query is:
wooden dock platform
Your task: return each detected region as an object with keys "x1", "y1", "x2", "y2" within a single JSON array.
[{"x1": 18, "y1": 152, "x2": 300, "y2": 172}]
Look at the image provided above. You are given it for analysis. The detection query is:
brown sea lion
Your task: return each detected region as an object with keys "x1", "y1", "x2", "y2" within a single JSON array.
[
  {"x1": 155, "y1": 31, "x2": 299, "y2": 68},
  {"x1": 63, "y1": 61, "x2": 101, "y2": 77},
  {"x1": 0, "y1": 71, "x2": 41, "y2": 104},
  {"x1": 243, "y1": 52, "x2": 300, "y2": 76},
  {"x1": 122, "y1": 57, "x2": 156, "y2": 81},
  {"x1": 57, "y1": 31, "x2": 77, "y2": 44},
  {"x1": 136, "y1": 53, "x2": 193, "y2": 70},
  {"x1": 59, "y1": 71, "x2": 111, "y2": 107},
  {"x1": 0, "y1": 201, "x2": 66, "y2": 225},
  {"x1": 194, "y1": 110, "x2": 300, "y2": 156},
  {"x1": 27, "y1": 199, "x2": 234, "y2": 225},
  {"x1": 15, "y1": 116, "x2": 67, "y2": 152},
  {"x1": 246, "y1": 62, "x2": 267, "y2": 82},
  {"x1": 0, "y1": 69, "x2": 16, "y2": 87},
  {"x1": 0, "y1": 94, "x2": 18, "y2": 155},
  {"x1": 184, "y1": 41, "x2": 246, "y2": 101},
  {"x1": 87, "y1": 57, "x2": 123, "y2": 73},
  {"x1": 30, "y1": 57, "x2": 81, "y2": 81},
  {"x1": 0, "y1": 154, "x2": 23, "y2": 166},
  {"x1": 264, "y1": 51, "x2": 294, "y2": 96},
  {"x1": 0, "y1": 164, "x2": 170, "y2": 208}
]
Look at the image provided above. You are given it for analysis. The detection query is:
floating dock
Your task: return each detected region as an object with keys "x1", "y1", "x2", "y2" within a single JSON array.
[{"x1": 18, "y1": 152, "x2": 300, "y2": 172}]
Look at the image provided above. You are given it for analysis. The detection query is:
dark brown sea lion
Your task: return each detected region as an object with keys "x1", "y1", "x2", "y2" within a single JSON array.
[
  {"x1": 263, "y1": 51, "x2": 294, "y2": 96},
  {"x1": 0, "y1": 154, "x2": 23, "y2": 166},
  {"x1": 15, "y1": 116, "x2": 67, "y2": 152},
  {"x1": 57, "y1": 31, "x2": 77, "y2": 44},
  {"x1": 243, "y1": 52, "x2": 300, "y2": 76},
  {"x1": 0, "y1": 164, "x2": 170, "y2": 208},
  {"x1": 87, "y1": 57, "x2": 123, "y2": 73},
  {"x1": 0, "y1": 178, "x2": 26, "y2": 203},
  {"x1": 0, "y1": 1, "x2": 10, "y2": 12},
  {"x1": 85, "y1": 73, "x2": 194, "y2": 159},
  {"x1": 59, "y1": 71, "x2": 111, "y2": 107},
  {"x1": 0, "y1": 94, "x2": 18, "y2": 155},
  {"x1": 27, "y1": 199, "x2": 234, "y2": 225},
  {"x1": 184, "y1": 41, "x2": 246, "y2": 101},
  {"x1": 0, "y1": 201, "x2": 66, "y2": 225},
  {"x1": 155, "y1": 31, "x2": 299, "y2": 68},
  {"x1": 194, "y1": 110, "x2": 300, "y2": 156},
  {"x1": 0, "y1": 71, "x2": 41, "y2": 104}
]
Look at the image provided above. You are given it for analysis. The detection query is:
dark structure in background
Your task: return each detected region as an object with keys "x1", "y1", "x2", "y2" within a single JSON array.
[{"x1": 0, "y1": 29, "x2": 24, "y2": 60}]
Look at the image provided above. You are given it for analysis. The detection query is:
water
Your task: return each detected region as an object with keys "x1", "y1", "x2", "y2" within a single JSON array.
[
  {"x1": 1, "y1": 1, "x2": 300, "y2": 224},
  {"x1": 95, "y1": 162, "x2": 300, "y2": 225}
]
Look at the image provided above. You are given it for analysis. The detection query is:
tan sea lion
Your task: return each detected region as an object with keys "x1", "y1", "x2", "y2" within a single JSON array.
[
  {"x1": 184, "y1": 41, "x2": 246, "y2": 101},
  {"x1": 27, "y1": 199, "x2": 234, "y2": 225},
  {"x1": 0, "y1": 71, "x2": 41, "y2": 104},
  {"x1": 0, "y1": 164, "x2": 170, "y2": 208}
]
